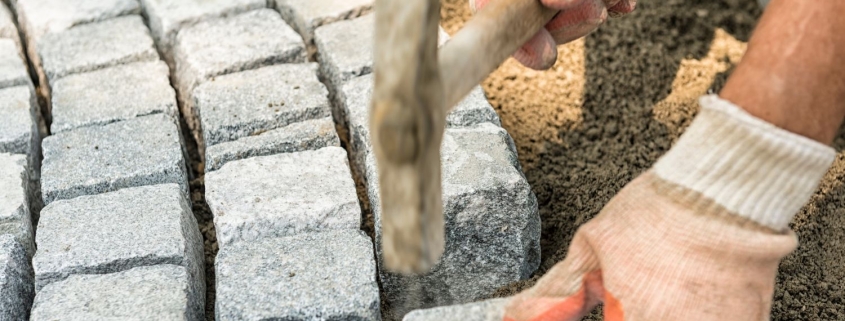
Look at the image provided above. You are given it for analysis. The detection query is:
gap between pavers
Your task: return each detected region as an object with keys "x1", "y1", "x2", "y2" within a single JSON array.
[
  {"x1": 274, "y1": 0, "x2": 372, "y2": 47},
  {"x1": 0, "y1": 2, "x2": 24, "y2": 58}
]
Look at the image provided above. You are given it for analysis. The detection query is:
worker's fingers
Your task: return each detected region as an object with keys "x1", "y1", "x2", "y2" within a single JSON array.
[
  {"x1": 512, "y1": 29, "x2": 558, "y2": 70},
  {"x1": 503, "y1": 271, "x2": 612, "y2": 321},
  {"x1": 607, "y1": 0, "x2": 636, "y2": 17},
  {"x1": 544, "y1": 0, "x2": 607, "y2": 44}
]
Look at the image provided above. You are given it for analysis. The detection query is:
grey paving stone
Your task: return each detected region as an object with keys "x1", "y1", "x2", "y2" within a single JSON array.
[
  {"x1": 216, "y1": 230, "x2": 379, "y2": 321},
  {"x1": 36, "y1": 15, "x2": 159, "y2": 85},
  {"x1": 13, "y1": 0, "x2": 140, "y2": 42},
  {"x1": 0, "y1": 234, "x2": 34, "y2": 321},
  {"x1": 193, "y1": 63, "x2": 331, "y2": 158},
  {"x1": 355, "y1": 122, "x2": 539, "y2": 313},
  {"x1": 0, "y1": 2, "x2": 23, "y2": 56},
  {"x1": 50, "y1": 60, "x2": 177, "y2": 133},
  {"x1": 0, "y1": 86, "x2": 39, "y2": 158},
  {"x1": 275, "y1": 0, "x2": 372, "y2": 45},
  {"x1": 339, "y1": 74, "x2": 501, "y2": 175},
  {"x1": 0, "y1": 39, "x2": 30, "y2": 89},
  {"x1": 139, "y1": 0, "x2": 265, "y2": 57},
  {"x1": 33, "y1": 184, "x2": 204, "y2": 318},
  {"x1": 32, "y1": 265, "x2": 202, "y2": 321},
  {"x1": 403, "y1": 298, "x2": 508, "y2": 321},
  {"x1": 172, "y1": 9, "x2": 306, "y2": 136},
  {"x1": 0, "y1": 153, "x2": 33, "y2": 257},
  {"x1": 205, "y1": 147, "x2": 360, "y2": 250},
  {"x1": 41, "y1": 114, "x2": 187, "y2": 205},
  {"x1": 206, "y1": 117, "x2": 340, "y2": 172},
  {"x1": 313, "y1": 14, "x2": 372, "y2": 89}
]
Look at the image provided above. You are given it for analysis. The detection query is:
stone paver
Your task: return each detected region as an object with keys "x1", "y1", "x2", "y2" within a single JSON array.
[
  {"x1": 13, "y1": 0, "x2": 140, "y2": 42},
  {"x1": 36, "y1": 15, "x2": 158, "y2": 85},
  {"x1": 216, "y1": 230, "x2": 379, "y2": 321},
  {"x1": 0, "y1": 2, "x2": 23, "y2": 56},
  {"x1": 206, "y1": 117, "x2": 340, "y2": 171},
  {"x1": 139, "y1": 0, "x2": 265, "y2": 57},
  {"x1": 41, "y1": 114, "x2": 187, "y2": 205},
  {"x1": 33, "y1": 184, "x2": 204, "y2": 315},
  {"x1": 50, "y1": 60, "x2": 177, "y2": 133},
  {"x1": 0, "y1": 234, "x2": 34, "y2": 321},
  {"x1": 0, "y1": 154, "x2": 33, "y2": 257},
  {"x1": 403, "y1": 298, "x2": 508, "y2": 321},
  {"x1": 172, "y1": 9, "x2": 306, "y2": 135},
  {"x1": 275, "y1": 0, "x2": 372, "y2": 45},
  {"x1": 0, "y1": 39, "x2": 30, "y2": 89},
  {"x1": 205, "y1": 147, "x2": 360, "y2": 250},
  {"x1": 367, "y1": 124, "x2": 540, "y2": 310},
  {"x1": 340, "y1": 74, "x2": 501, "y2": 173},
  {"x1": 32, "y1": 265, "x2": 201, "y2": 321},
  {"x1": 0, "y1": 86, "x2": 39, "y2": 158},
  {"x1": 314, "y1": 14, "x2": 373, "y2": 89},
  {"x1": 193, "y1": 63, "x2": 332, "y2": 160}
]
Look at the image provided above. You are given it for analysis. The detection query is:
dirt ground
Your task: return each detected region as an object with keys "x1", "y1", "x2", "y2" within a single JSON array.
[{"x1": 441, "y1": 0, "x2": 845, "y2": 319}]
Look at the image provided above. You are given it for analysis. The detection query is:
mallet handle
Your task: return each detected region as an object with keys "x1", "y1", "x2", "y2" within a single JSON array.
[{"x1": 439, "y1": 0, "x2": 557, "y2": 108}]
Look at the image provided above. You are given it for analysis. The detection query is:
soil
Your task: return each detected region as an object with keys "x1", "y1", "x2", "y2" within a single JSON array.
[{"x1": 441, "y1": 0, "x2": 845, "y2": 319}]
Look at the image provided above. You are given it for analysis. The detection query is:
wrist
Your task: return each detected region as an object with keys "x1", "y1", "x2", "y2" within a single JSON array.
[{"x1": 653, "y1": 95, "x2": 836, "y2": 232}]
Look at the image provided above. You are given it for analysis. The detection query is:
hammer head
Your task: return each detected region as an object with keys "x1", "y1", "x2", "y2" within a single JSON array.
[{"x1": 371, "y1": 0, "x2": 446, "y2": 274}]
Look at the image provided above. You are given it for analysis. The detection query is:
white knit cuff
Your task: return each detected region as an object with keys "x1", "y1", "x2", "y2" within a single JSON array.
[{"x1": 653, "y1": 95, "x2": 836, "y2": 231}]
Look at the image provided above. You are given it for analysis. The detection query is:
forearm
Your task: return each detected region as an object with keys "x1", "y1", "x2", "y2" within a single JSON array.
[{"x1": 720, "y1": 0, "x2": 845, "y2": 144}]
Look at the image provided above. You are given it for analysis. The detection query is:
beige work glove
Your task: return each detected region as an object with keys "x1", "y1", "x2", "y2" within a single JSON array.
[
  {"x1": 470, "y1": 0, "x2": 637, "y2": 70},
  {"x1": 504, "y1": 95, "x2": 836, "y2": 321}
]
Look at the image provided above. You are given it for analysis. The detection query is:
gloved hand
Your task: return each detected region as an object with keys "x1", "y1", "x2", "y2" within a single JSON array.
[
  {"x1": 470, "y1": 0, "x2": 636, "y2": 70},
  {"x1": 504, "y1": 95, "x2": 836, "y2": 321}
]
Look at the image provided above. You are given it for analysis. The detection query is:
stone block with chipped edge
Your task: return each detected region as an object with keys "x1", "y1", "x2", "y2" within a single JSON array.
[
  {"x1": 339, "y1": 74, "x2": 501, "y2": 175},
  {"x1": 274, "y1": 0, "x2": 372, "y2": 45},
  {"x1": 31, "y1": 265, "x2": 202, "y2": 321},
  {"x1": 36, "y1": 15, "x2": 158, "y2": 86},
  {"x1": 40, "y1": 114, "x2": 187, "y2": 205},
  {"x1": 138, "y1": 0, "x2": 265, "y2": 59},
  {"x1": 172, "y1": 9, "x2": 306, "y2": 136},
  {"x1": 403, "y1": 298, "x2": 508, "y2": 321},
  {"x1": 0, "y1": 86, "x2": 39, "y2": 158},
  {"x1": 205, "y1": 147, "x2": 360, "y2": 250},
  {"x1": 50, "y1": 60, "x2": 177, "y2": 134},
  {"x1": 0, "y1": 40, "x2": 30, "y2": 89},
  {"x1": 33, "y1": 184, "x2": 204, "y2": 318},
  {"x1": 0, "y1": 234, "x2": 34, "y2": 321},
  {"x1": 363, "y1": 124, "x2": 540, "y2": 314},
  {"x1": 206, "y1": 117, "x2": 339, "y2": 172},
  {"x1": 0, "y1": 154, "x2": 33, "y2": 257},
  {"x1": 0, "y1": 2, "x2": 23, "y2": 57},
  {"x1": 193, "y1": 63, "x2": 331, "y2": 158},
  {"x1": 215, "y1": 230, "x2": 380, "y2": 321},
  {"x1": 13, "y1": 0, "x2": 139, "y2": 43}
]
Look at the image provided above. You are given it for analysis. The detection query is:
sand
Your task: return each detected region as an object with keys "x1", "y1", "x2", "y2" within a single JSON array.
[{"x1": 441, "y1": 0, "x2": 845, "y2": 319}]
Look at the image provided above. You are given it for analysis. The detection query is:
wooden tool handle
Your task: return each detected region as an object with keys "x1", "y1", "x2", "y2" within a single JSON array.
[{"x1": 439, "y1": 0, "x2": 557, "y2": 108}]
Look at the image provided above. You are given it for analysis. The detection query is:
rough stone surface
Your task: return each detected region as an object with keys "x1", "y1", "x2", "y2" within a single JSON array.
[
  {"x1": 193, "y1": 63, "x2": 331, "y2": 155},
  {"x1": 33, "y1": 184, "x2": 204, "y2": 318},
  {"x1": 13, "y1": 0, "x2": 140, "y2": 42},
  {"x1": 50, "y1": 60, "x2": 177, "y2": 133},
  {"x1": 313, "y1": 14, "x2": 373, "y2": 88},
  {"x1": 31, "y1": 265, "x2": 201, "y2": 321},
  {"x1": 275, "y1": 0, "x2": 372, "y2": 45},
  {"x1": 41, "y1": 114, "x2": 187, "y2": 205},
  {"x1": 403, "y1": 298, "x2": 508, "y2": 321},
  {"x1": 139, "y1": 0, "x2": 265, "y2": 56},
  {"x1": 36, "y1": 15, "x2": 159, "y2": 84},
  {"x1": 362, "y1": 124, "x2": 540, "y2": 314},
  {"x1": 0, "y1": 40, "x2": 30, "y2": 89},
  {"x1": 205, "y1": 147, "x2": 360, "y2": 250},
  {"x1": 206, "y1": 117, "x2": 340, "y2": 171},
  {"x1": 172, "y1": 9, "x2": 306, "y2": 135},
  {"x1": 0, "y1": 234, "x2": 34, "y2": 321},
  {"x1": 216, "y1": 230, "x2": 380, "y2": 321},
  {"x1": 340, "y1": 74, "x2": 501, "y2": 174},
  {"x1": 0, "y1": 2, "x2": 23, "y2": 56},
  {"x1": 0, "y1": 86, "x2": 38, "y2": 157},
  {"x1": 0, "y1": 154, "x2": 33, "y2": 257}
]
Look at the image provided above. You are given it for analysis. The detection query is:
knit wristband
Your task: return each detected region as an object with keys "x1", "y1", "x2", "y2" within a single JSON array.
[{"x1": 653, "y1": 95, "x2": 836, "y2": 232}]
